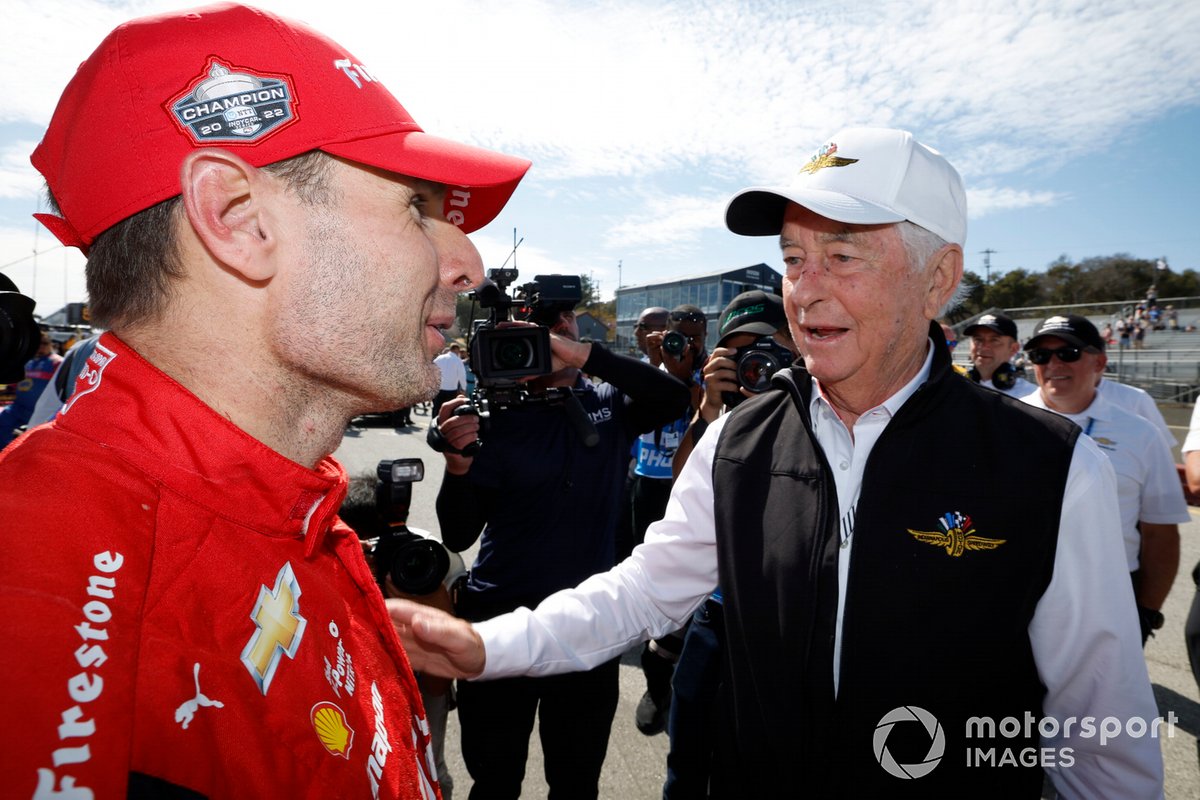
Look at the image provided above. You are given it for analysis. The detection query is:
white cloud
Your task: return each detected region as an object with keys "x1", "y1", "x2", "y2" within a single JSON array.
[
  {"x1": 0, "y1": 140, "x2": 45, "y2": 200},
  {"x1": 3, "y1": 0, "x2": 1198, "y2": 292},
  {"x1": 969, "y1": 186, "x2": 1065, "y2": 217}
]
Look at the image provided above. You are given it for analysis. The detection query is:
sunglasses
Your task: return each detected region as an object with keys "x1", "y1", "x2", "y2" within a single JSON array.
[
  {"x1": 670, "y1": 311, "x2": 706, "y2": 323},
  {"x1": 1026, "y1": 345, "x2": 1093, "y2": 365}
]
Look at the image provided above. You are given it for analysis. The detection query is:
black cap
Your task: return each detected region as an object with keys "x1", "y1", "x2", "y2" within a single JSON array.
[
  {"x1": 1025, "y1": 314, "x2": 1105, "y2": 351},
  {"x1": 963, "y1": 312, "x2": 1018, "y2": 340},
  {"x1": 717, "y1": 291, "x2": 787, "y2": 346}
]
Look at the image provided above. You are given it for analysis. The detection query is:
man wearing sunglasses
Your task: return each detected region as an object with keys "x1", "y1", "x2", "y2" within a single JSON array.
[
  {"x1": 634, "y1": 306, "x2": 670, "y2": 364},
  {"x1": 1021, "y1": 314, "x2": 1188, "y2": 647}
]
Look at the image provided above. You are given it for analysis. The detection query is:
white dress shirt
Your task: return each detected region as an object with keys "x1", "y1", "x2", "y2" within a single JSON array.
[{"x1": 479, "y1": 344, "x2": 1163, "y2": 798}]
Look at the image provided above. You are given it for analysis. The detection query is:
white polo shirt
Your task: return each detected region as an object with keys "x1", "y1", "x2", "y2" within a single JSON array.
[
  {"x1": 1097, "y1": 378, "x2": 1176, "y2": 449},
  {"x1": 1023, "y1": 391, "x2": 1190, "y2": 570},
  {"x1": 980, "y1": 374, "x2": 1038, "y2": 398}
]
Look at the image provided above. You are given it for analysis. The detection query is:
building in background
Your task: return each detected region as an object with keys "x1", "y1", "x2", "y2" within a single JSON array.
[{"x1": 614, "y1": 264, "x2": 783, "y2": 353}]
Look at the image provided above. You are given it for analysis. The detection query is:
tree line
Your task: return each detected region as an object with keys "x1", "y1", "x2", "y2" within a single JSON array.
[{"x1": 948, "y1": 253, "x2": 1198, "y2": 322}]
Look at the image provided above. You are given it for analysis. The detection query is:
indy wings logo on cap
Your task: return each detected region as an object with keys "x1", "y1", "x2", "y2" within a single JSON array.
[
  {"x1": 169, "y1": 58, "x2": 297, "y2": 144},
  {"x1": 798, "y1": 142, "x2": 859, "y2": 175}
]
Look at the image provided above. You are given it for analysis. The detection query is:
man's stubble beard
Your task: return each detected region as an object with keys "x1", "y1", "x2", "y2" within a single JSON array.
[{"x1": 283, "y1": 207, "x2": 441, "y2": 414}]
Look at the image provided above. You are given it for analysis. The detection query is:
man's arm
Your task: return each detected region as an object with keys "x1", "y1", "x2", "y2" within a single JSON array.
[
  {"x1": 582, "y1": 345, "x2": 690, "y2": 435},
  {"x1": 392, "y1": 412, "x2": 728, "y2": 680},
  {"x1": 1134, "y1": 426, "x2": 1190, "y2": 621},
  {"x1": 1030, "y1": 437, "x2": 1164, "y2": 798},
  {"x1": 432, "y1": 396, "x2": 489, "y2": 552},
  {"x1": 1136, "y1": 522, "x2": 1180, "y2": 613},
  {"x1": 672, "y1": 346, "x2": 740, "y2": 481}
]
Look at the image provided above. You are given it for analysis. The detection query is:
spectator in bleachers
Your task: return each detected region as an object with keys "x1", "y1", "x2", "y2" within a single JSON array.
[{"x1": 1022, "y1": 314, "x2": 1187, "y2": 645}]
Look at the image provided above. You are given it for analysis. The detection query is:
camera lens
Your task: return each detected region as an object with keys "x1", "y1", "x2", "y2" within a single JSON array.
[
  {"x1": 662, "y1": 331, "x2": 687, "y2": 357},
  {"x1": 388, "y1": 537, "x2": 451, "y2": 596},
  {"x1": 491, "y1": 337, "x2": 535, "y2": 371},
  {"x1": 737, "y1": 351, "x2": 779, "y2": 393}
]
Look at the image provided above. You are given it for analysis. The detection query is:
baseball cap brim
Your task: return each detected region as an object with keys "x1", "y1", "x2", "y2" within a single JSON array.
[
  {"x1": 725, "y1": 187, "x2": 905, "y2": 236},
  {"x1": 323, "y1": 131, "x2": 530, "y2": 234},
  {"x1": 1025, "y1": 332, "x2": 1094, "y2": 351},
  {"x1": 717, "y1": 319, "x2": 782, "y2": 347}
]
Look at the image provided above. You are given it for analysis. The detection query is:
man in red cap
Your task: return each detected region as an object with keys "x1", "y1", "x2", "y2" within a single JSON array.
[{"x1": 0, "y1": 4, "x2": 529, "y2": 798}]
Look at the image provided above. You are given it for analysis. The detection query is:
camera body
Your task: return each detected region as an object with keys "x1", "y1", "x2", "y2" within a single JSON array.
[
  {"x1": 469, "y1": 270, "x2": 583, "y2": 386},
  {"x1": 721, "y1": 336, "x2": 795, "y2": 408},
  {"x1": 371, "y1": 458, "x2": 461, "y2": 596}
]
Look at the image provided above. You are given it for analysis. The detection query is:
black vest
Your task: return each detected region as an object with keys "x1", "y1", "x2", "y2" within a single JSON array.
[{"x1": 711, "y1": 326, "x2": 1078, "y2": 798}]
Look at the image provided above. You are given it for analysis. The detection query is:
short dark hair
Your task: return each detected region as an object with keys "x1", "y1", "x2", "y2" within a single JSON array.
[{"x1": 669, "y1": 304, "x2": 707, "y2": 329}]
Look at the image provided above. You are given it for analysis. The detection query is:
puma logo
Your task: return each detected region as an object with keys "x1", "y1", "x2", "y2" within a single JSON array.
[{"x1": 175, "y1": 662, "x2": 225, "y2": 729}]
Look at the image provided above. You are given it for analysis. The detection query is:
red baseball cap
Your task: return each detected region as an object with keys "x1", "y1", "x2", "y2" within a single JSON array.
[{"x1": 31, "y1": 2, "x2": 531, "y2": 252}]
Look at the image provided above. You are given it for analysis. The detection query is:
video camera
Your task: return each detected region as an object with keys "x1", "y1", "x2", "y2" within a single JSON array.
[
  {"x1": 433, "y1": 268, "x2": 597, "y2": 454},
  {"x1": 721, "y1": 336, "x2": 795, "y2": 408},
  {"x1": 0, "y1": 273, "x2": 40, "y2": 384},
  {"x1": 468, "y1": 269, "x2": 582, "y2": 386},
  {"x1": 369, "y1": 458, "x2": 464, "y2": 596}
]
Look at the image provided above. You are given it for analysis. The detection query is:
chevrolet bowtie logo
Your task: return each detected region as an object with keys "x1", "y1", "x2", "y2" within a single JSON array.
[
  {"x1": 907, "y1": 512, "x2": 1006, "y2": 558},
  {"x1": 241, "y1": 562, "x2": 307, "y2": 695},
  {"x1": 798, "y1": 142, "x2": 859, "y2": 175}
]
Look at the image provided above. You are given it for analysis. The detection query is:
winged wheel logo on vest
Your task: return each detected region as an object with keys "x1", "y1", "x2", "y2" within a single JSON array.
[{"x1": 907, "y1": 512, "x2": 1005, "y2": 557}]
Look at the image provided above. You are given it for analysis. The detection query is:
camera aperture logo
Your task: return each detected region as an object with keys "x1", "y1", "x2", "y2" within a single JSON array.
[{"x1": 874, "y1": 706, "x2": 945, "y2": 779}]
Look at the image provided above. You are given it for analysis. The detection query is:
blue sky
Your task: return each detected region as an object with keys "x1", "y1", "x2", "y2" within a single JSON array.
[{"x1": 2, "y1": 0, "x2": 1199, "y2": 315}]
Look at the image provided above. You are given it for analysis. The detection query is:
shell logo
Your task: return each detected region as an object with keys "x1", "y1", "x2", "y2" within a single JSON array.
[{"x1": 311, "y1": 701, "x2": 355, "y2": 759}]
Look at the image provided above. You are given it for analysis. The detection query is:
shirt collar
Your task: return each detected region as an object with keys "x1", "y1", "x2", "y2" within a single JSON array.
[
  {"x1": 809, "y1": 340, "x2": 935, "y2": 425},
  {"x1": 54, "y1": 332, "x2": 349, "y2": 554}
]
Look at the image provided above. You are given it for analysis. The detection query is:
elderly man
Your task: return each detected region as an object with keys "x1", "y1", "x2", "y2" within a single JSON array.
[
  {"x1": 963, "y1": 312, "x2": 1037, "y2": 396},
  {"x1": 0, "y1": 4, "x2": 529, "y2": 798},
  {"x1": 1021, "y1": 315, "x2": 1187, "y2": 645},
  {"x1": 393, "y1": 128, "x2": 1161, "y2": 797}
]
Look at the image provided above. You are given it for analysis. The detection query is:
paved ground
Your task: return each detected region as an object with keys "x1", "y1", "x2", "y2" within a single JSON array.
[{"x1": 336, "y1": 406, "x2": 1200, "y2": 799}]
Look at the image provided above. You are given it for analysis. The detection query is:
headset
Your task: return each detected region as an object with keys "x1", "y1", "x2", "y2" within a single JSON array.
[{"x1": 968, "y1": 361, "x2": 1017, "y2": 390}]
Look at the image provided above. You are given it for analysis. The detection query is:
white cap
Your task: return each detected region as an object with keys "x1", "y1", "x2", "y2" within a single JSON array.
[{"x1": 724, "y1": 127, "x2": 967, "y2": 245}]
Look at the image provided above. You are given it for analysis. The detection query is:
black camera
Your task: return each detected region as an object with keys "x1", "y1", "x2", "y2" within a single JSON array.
[
  {"x1": 371, "y1": 458, "x2": 454, "y2": 596},
  {"x1": 661, "y1": 330, "x2": 688, "y2": 357},
  {"x1": 0, "y1": 273, "x2": 40, "y2": 384},
  {"x1": 721, "y1": 336, "x2": 795, "y2": 408},
  {"x1": 469, "y1": 270, "x2": 582, "y2": 385}
]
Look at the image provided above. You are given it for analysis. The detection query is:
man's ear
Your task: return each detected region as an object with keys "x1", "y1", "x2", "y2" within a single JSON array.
[
  {"x1": 924, "y1": 244, "x2": 964, "y2": 319},
  {"x1": 179, "y1": 149, "x2": 279, "y2": 282}
]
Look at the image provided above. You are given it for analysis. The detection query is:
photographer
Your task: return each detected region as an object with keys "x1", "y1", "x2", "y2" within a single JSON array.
[
  {"x1": 664, "y1": 290, "x2": 796, "y2": 799},
  {"x1": 672, "y1": 291, "x2": 797, "y2": 479},
  {"x1": 630, "y1": 304, "x2": 707, "y2": 735},
  {"x1": 433, "y1": 306, "x2": 689, "y2": 799}
]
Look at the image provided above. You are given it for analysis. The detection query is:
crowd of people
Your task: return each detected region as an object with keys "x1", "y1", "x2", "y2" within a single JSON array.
[{"x1": 2, "y1": 4, "x2": 1198, "y2": 800}]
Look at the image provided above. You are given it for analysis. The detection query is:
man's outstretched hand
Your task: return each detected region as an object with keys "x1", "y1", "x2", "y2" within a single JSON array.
[{"x1": 388, "y1": 599, "x2": 487, "y2": 678}]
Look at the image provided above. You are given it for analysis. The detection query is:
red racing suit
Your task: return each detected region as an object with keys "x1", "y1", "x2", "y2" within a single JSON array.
[{"x1": 0, "y1": 333, "x2": 439, "y2": 799}]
